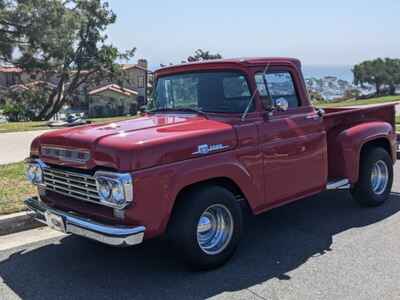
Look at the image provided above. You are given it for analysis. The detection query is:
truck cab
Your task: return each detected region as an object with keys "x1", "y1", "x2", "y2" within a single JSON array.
[{"x1": 25, "y1": 58, "x2": 397, "y2": 269}]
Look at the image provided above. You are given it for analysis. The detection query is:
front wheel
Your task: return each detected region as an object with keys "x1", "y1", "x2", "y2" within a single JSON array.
[
  {"x1": 352, "y1": 147, "x2": 393, "y2": 206},
  {"x1": 169, "y1": 186, "x2": 243, "y2": 270}
]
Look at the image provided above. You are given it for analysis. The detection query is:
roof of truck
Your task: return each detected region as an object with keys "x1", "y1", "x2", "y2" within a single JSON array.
[{"x1": 156, "y1": 57, "x2": 301, "y2": 75}]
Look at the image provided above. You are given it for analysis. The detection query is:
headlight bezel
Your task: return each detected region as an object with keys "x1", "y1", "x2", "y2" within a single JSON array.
[
  {"x1": 25, "y1": 159, "x2": 46, "y2": 185},
  {"x1": 94, "y1": 171, "x2": 133, "y2": 209}
]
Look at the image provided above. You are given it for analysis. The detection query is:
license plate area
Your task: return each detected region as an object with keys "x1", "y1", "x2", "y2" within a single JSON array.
[{"x1": 45, "y1": 211, "x2": 66, "y2": 233}]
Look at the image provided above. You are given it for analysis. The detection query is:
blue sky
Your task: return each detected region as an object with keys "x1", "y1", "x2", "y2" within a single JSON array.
[{"x1": 106, "y1": 0, "x2": 400, "y2": 69}]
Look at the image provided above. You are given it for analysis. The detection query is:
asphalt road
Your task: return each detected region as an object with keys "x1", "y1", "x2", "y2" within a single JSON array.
[
  {"x1": 1, "y1": 165, "x2": 400, "y2": 299},
  {"x1": 0, "y1": 130, "x2": 49, "y2": 165}
]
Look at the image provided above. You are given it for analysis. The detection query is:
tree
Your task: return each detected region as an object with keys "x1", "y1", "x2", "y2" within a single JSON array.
[
  {"x1": 0, "y1": 0, "x2": 135, "y2": 120},
  {"x1": 385, "y1": 58, "x2": 400, "y2": 95},
  {"x1": 187, "y1": 49, "x2": 222, "y2": 62},
  {"x1": 1, "y1": 82, "x2": 52, "y2": 119},
  {"x1": 353, "y1": 58, "x2": 400, "y2": 96}
]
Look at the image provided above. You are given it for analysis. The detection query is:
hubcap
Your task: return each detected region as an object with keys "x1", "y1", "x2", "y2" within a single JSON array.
[
  {"x1": 196, "y1": 204, "x2": 234, "y2": 255},
  {"x1": 370, "y1": 160, "x2": 389, "y2": 195}
]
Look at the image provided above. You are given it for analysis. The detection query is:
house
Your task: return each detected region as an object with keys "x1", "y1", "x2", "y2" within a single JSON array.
[
  {"x1": 88, "y1": 84, "x2": 138, "y2": 117},
  {"x1": 120, "y1": 59, "x2": 148, "y2": 99},
  {"x1": 0, "y1": 59, "x2": 150, "y2": 118}
]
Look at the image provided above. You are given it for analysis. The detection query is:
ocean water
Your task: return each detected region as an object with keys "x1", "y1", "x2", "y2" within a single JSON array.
[{"x1": 302, "y1": 65, "x2": 353, "y2": 82}]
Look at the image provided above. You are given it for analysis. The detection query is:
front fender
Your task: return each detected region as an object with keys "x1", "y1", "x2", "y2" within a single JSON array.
[{"x1": 128, "y1": 151, "x2": 262, "y2": 239}]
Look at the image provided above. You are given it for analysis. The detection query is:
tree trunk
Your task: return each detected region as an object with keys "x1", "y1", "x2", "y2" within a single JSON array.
[
  {"x1": 36, "y1": 74, "x2": 67, "y2": 120},
  {"x1": 45, "y1": 95, "x2": 68, "y2": 120},
  {"x1": 375, "y1": 82, "x2": 381, "y2": 96},
  {"x1": 43, "y1": 83, "x2": 66, "y2": 120},
  {"x1": 389, "y1": 84, "x2": 396, "y2": 95}
]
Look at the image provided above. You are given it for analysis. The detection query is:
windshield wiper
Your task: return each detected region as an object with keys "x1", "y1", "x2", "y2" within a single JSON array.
[{"x1": 148, "y1": 107, "x2": 207, "y2": 116}]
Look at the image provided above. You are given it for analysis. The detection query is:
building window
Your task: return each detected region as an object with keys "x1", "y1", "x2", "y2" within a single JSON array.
[{"x1": 137, "y1": 76, "x2": 145, "y2": 88}]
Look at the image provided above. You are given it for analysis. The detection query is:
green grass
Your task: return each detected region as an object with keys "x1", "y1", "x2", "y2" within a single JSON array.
[
  {"x1": 315, "y1": 95, "x2": 400, "y2": 108},
  {"x1": 0, "y1": 162, "x2": 35, "y2": 215},
  {"x1": 0, "y1": 115, "x2": 137, "y2": 134}
]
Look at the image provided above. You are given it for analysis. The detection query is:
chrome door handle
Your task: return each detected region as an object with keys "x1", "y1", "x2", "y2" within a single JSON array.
[{"x1": 305, "y1": 114, "x2": 321, "y2": 120}]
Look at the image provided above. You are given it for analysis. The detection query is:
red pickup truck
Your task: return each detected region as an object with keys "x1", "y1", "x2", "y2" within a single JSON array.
[{"x1": 25, "y1": 57, "x2": 397, "y2": 269}]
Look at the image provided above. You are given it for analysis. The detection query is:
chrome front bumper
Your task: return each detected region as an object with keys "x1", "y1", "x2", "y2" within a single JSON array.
[{"x1": 25, "y1": 197, "x2": 145, "y2": 247}]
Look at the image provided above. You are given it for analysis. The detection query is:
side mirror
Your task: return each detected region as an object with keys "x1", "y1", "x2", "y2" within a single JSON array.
[
  {"x1": 275, "y1": 98, "x2": 289, "y2": 111},
  {"x1": 317, "y1": 108, "x2": 325, "y2": 117}
]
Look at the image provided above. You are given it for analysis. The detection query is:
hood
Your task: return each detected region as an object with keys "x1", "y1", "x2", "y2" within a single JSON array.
[{"x1": 31, "y1": 114, "x2": 237, "y2": 171}]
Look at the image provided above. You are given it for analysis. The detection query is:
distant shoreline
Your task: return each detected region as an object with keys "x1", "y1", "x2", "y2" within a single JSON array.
[{"x1": 303, "y1": 65, "x2": 353, "y2": 82}]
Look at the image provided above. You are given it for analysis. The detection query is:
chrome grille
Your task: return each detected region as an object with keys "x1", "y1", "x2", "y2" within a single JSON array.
[{"x1": 43, "y1": 167, "x2": 100, "y2": 203}]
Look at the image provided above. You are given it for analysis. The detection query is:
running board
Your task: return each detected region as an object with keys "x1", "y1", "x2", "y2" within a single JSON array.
[{"x1": 326, "y1": 179, "x2": 350, "y2": 190}]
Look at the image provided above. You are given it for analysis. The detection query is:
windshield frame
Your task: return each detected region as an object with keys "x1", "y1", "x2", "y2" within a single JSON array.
[{"x1": 150, "y1": 69, "x2": 256, "y2": 115}]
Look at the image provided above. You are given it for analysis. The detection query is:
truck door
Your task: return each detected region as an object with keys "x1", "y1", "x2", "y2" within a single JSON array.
[{"x1": 254, "y1": 66, "x2": 327, "y2": 207}]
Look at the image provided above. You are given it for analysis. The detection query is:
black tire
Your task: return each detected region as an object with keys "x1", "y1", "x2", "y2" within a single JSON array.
[
  {"x1": 352, "y1": 147, "x2": 393, "y2": 206},
  {"x1": 169, "y1": 185, "x2": 243, "y2": 270}
]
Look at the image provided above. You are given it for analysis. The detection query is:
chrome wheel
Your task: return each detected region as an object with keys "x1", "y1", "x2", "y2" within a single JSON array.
[
  {"x1": 370, "y1": 160, "x2": 389, "y2": 195},
  {"x1": 196, "y1": 204, "x2": 234, "y2": 255}
]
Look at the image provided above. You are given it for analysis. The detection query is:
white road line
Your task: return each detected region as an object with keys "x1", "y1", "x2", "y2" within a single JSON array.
[{"x1": 0, "y1": 227, "x2": 66, "y2": 251}]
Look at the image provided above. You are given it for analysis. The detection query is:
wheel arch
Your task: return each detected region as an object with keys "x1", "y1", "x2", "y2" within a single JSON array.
[
  {"x1": 359, "y1": 137, "x2": 392, "y2": 161},
  {"x1": 333, "y1": 121, "x2": 395, "y2": 183},
  {"x1": 165, "y1": 176, "x2": 250, "y2": 234}
]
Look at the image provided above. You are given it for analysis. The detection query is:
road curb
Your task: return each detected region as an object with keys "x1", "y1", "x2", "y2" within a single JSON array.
[{"x1": 0, "y1": 211, "x2": 44, "y2": 236}]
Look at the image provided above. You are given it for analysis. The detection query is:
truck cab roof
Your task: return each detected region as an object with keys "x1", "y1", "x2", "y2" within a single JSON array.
[{"x1": 155, "y1": 57, "x2": 302, "y2": 77}]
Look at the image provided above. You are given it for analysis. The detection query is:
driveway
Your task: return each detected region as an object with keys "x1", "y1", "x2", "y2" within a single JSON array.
[
  {"x1": 0, "y1": 130, "x2": 50, "y2": 165},
  {"x1": 0, "y1": 165, "x2": 399, "y2": 299}
]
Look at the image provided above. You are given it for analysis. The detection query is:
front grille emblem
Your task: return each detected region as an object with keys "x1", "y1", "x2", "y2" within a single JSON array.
[{"x1": 41, "y1": 146, "x2": 90, "y2": 163}]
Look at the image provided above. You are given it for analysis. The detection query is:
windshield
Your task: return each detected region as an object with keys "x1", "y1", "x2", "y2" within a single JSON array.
[{"x1": 150, "y1": 72, "x2": 253, "y2": 113}]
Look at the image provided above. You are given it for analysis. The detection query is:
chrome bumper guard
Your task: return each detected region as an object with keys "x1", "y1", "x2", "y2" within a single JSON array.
[{"x1": 25, "y1": 197, "x2": 145, "y2": 247}]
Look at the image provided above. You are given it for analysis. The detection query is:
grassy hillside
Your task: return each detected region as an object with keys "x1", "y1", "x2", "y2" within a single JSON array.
[{"x1": 315, "y1": 95, "x2": 400, "y2": 108}]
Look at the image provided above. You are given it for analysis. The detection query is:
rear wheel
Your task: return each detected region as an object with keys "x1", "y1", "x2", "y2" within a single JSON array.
[
  {"x1": 352, "y1": 147, "x2": 393, "y2": 206},
  {"x1": 169, "y1": 185, "x2": 243, "y2": 270}
]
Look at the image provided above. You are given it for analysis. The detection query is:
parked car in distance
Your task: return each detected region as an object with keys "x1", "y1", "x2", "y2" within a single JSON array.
[
  {"x1": 47, "y1": 114, "x2": 91, "y2": 128},
  {"x1": 0, "y1": 115, "x2": 8, "y2": 123},
  {"x1": 25, "y1": 57, "x2": 397, "y2": 270}
]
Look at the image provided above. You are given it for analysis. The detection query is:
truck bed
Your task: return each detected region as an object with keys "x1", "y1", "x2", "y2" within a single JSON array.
[
  {"x1": 323, "y1": 103, "x2": 397, "y2": 182},
  {"x1": 323, "y1": 103, "x2": 396, "y2": 131}
]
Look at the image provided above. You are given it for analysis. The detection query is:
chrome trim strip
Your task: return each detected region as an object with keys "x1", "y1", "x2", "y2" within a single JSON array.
[
  {"x1": 326, "y1": 178, "x2": 350, "y2": 190},
  {"x1": 25, "y1": 197, "x2": 145, "y2": 247}
]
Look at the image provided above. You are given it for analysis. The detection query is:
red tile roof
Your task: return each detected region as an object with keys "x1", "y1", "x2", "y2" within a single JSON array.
[
  {"x1": 0, "y1": 66, "x2": 23, "y2": 73},
  {"x1": 9, "y1": 81, "x2": 56, "y2": 91},
  {"x1": 121, "y1": 64, "x2": 147, "y2": 71},
  {"x1": 88, "y1": 84, "x2": 138, "y2": 96}
]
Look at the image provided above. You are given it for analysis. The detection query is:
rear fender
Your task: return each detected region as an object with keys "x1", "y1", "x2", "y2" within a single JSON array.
[{"x1": 334, "y1": 121, "x2": 395, "y2": 183}]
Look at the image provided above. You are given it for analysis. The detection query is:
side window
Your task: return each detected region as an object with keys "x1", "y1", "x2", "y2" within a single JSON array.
[
  {"x1": 222, "y1": 75, "x2": 251, "y2": 98},
  {"x1": 255, "y1": 71, "x2": 300, "y2": 109}
]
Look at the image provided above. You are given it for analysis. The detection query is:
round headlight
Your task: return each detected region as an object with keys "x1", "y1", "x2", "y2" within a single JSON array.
[
  {"x1": 111, "y1": 182, "x2": 125, "y2": 204},
  {"x1": 26, "y1": 163, "x2": 43, "y2": 185},
  {"x1": 98, "y1": 178, "x2": 112, "y2": 200},
  {"x1": 95, "y1": 172, "x2": 132, "y2": 208}
]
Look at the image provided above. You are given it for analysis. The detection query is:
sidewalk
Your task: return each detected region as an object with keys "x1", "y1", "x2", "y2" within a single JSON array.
[{"x1": 0, "y1": 130, "x2": 50, "y2": 165}]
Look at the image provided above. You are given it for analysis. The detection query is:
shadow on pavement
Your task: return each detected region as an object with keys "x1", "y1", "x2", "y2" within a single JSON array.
[{"x1": 1, "y1": 191, "x2": 400, "y2": 300}]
